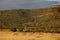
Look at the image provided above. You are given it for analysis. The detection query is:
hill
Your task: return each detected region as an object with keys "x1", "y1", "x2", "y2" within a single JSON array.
[{"x1": 0, "y1": 5, "x2": 60, "y2": 33}]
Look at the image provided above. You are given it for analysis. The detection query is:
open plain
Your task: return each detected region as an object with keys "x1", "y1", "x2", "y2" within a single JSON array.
[{"x1": 0, "y1": 30, "x2": 60, "y2": 40}]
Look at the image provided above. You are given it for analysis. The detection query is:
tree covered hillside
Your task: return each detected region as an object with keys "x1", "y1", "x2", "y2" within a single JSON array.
[{"x1": 0, "y1": 5, "x2": 60, "y2": 32}]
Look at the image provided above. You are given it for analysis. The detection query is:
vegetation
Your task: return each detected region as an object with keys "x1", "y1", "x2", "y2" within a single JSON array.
[{"x1": 0, "y1": 5, "x2": 60, "y2": 33}]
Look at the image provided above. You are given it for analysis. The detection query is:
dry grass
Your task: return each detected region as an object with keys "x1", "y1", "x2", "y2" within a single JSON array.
[{"x1": 0, "y1": 30, "x2": 60, "y2": 40}]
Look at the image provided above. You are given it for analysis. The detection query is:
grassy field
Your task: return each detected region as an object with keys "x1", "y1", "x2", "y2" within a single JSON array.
[{"x1": 0, "y1": 30, "x2": 60, "y2": 40}]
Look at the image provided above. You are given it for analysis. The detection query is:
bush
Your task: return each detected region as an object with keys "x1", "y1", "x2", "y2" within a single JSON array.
[{"x1": 10, "y1": 28, "x2": 17, "y2": 32}]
